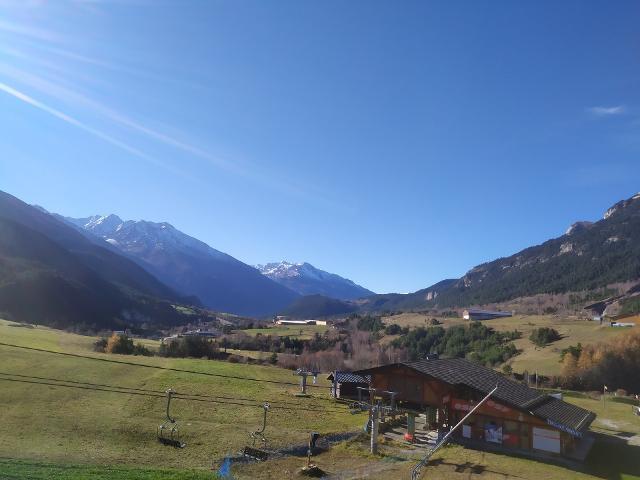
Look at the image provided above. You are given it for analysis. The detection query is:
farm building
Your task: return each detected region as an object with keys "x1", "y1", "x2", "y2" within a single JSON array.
[
  {"x1": 183, "y1": 328, "x2": 220, "y2": 338},
  {"x1": 274, "y1": 319, "x2": 328, "y2": 326},
  {"x1": 162, "y1": 329, "x2": 219, "y2": 343},
  {"x1": 463, "y1": 309, "x2": 512, "y2": 321},
  {"x1": 355, "y1": 358, "x2": 595, "y2": 463},
  {"x1": 328, "y1": 371, "x2": 371, "y2": 400},
  {"x1": 608, "y1": 312, "x2": 640, "y2": 326}
]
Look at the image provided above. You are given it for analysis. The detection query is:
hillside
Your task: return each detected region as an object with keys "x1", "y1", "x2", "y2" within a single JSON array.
[
  {"x1": 381, "y1": 313, "x2": 630, "y2": 376},
  {"x1": 359, "y1": 279, "x2": 457, "y2": 312},
  {"x1": 0, "y1": 191, "x2": 181, "y2": 302},
  {"x1": 279, "y1": 294, "x2": 357, "y2": 318},
  {"x1": 0, "y1": 320, "x2": 361, "y2": 474},
  {"x1": 0, "y1": 320, "x2": 637, "y2": 479},
  {"x1": 0, "y1": 191, "x2": 199, "y2": 330},
  {"x1": 65, "y1": 215, "x2": 299, "y2": 318},
  {"x1": 361, "y1": 193, "x2": 640, "y2": 312},
  {"x1": 256, "y1": 261, "x2": 374, "y2": 300}
]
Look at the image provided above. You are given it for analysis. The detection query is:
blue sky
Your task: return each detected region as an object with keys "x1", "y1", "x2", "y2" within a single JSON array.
[{"x1": 1, "y1": 0, "x2": 639, "y2": 294}]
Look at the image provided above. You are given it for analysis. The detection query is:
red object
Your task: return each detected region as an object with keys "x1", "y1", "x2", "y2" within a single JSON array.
[{"x1": 404, "y1": 433, "x2": 414, "y2": 442}]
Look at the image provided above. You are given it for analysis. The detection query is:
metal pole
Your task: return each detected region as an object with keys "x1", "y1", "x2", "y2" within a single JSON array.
[
  {"x1": 369, "y1": 387, "x2": 377, "y2": 406},
  {"x1": 390, "y1": 391, "x2": 398, "y2": 411},
  {"x1": 165, "y1": 388, "x2": 176, "y2": 423},
  {"x1": 370, "y1": 405, "x2": 379, "y2": 454},
  {"x1": 410, "y1": 385, "x2": 498, "y2": 480}
]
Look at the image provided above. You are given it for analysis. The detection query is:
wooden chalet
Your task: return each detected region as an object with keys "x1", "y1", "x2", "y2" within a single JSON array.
[{"x1": 355, "y1": 358, "x2": 596, "y2": 462}]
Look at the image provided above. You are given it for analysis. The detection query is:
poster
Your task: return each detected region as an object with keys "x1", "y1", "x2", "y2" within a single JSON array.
[
  {"x1": 462, "y1": 425, "x2": 472, "y2": 438},
  {"x1": 484, "y1": 421, "x2": 502, "y2": 444}
]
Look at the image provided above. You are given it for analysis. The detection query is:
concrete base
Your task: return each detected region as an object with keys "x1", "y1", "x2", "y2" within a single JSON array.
[{"x1": 298, "y1": 464, "x2": 325, "y2": 477}]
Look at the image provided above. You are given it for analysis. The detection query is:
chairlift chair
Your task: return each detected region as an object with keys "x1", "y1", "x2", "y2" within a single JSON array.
[
  {"x1": 157, "y1": 388, "x2": 186, "y2": 448},
  {"x1": 242, "y1": 402, "x2": 270, "y2": 461}
]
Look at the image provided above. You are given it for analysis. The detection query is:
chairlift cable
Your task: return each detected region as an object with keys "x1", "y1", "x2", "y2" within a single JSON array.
[
  {"x1": 0, "y1": 374, "x2": 345, "y2": 413},
  {"x1": 0, "y1": 342, "x2": 325, "y2": 388},
  {"x1": 0, "y1": 371, "x2": 343, "y2": 411}
]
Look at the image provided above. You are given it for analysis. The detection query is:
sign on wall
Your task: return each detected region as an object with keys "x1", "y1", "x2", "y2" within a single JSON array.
[
  {"x1": 484, "y1": 421, "x2": 503, "y2": 444},
  {"x1": 532, "y1": 427, "x2": 560, "y2": 454}
]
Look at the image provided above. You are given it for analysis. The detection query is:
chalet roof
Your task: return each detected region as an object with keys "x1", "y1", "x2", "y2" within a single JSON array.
[
  {"x1": 356, "y1": 358, "x2": 595, "y2": 436},
  {"x1": 327, "y1": 371, "x2": 371, "y2": 384},
  {"x1": 530, "y1": 397, "x2": 595, "y2": 434},
  {"x1": 407, "y1": 358, "x2": 544, "y2": 408}
]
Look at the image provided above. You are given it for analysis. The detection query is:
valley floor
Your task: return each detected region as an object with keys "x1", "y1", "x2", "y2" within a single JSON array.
[{"x1": 0, "y1": 320, "x2": 638, "y2": 480}]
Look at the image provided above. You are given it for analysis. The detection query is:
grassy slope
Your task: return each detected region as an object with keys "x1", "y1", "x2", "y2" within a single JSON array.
[
  {"x1": 238, "y1": 323, "x2": 329, "y2": 339},
  {"x1": 382, "y1": 314, "x2": 629, "y2": 376},
  {"x1": 1, "y1": 320, "x2": 639, "y2": 479},
  {"x1": 0, "y1": 320, "x2": 360, "y2": 472},
  {"x1": 0, "y1": 459, "x2": 214, "y2": 480}
]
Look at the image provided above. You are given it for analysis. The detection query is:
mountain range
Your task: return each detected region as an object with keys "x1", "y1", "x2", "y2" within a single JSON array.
[
  {"x1": 63, "y1": 215, "x2": 299, "y2": 318},
  {"x1": 0, "y1": 191, "x2": 192, "y2": 330},
  {"x1": 1, "y1": 188, "x2": 639, "y2": 327},
  {"x1": 359, "y1": 192, "x2": 640, "y2": 313},
  {"x1": 256, "y1": 261, "x2": 374, "y2": 300}
]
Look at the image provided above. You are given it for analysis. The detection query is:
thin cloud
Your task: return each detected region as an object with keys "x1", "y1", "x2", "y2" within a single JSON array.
[
  {"x1": 0, "y1": 64, "x2": 243, "y2": 175},
  {"x1": 0, "y1": 81, "x2": 196, "y2": 182},
  {"x1": 586, "y1": 105, "x2": 626, "y2": 116},
  {"x1": 0, "y1": 19, "x2": 65, "y2": 44},
  {"x1": 0, "y1": 64, "x2": 341, "y2": 209},
  {"x1": 0, "y1": 65, "x2": 341, "y2": 207}
]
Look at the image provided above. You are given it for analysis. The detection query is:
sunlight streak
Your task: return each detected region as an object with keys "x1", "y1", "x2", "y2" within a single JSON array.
[{"x1": 0, "y1": 81, "x2": 198, "y2": 182}]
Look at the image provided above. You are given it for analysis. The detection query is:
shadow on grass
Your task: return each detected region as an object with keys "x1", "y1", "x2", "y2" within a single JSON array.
[
  {"x1": 425, "y1": 458, "x2": 529, "y2": 479},
  {"x1": 586, "y1": 433, "x2": 640, "y2": 480}
]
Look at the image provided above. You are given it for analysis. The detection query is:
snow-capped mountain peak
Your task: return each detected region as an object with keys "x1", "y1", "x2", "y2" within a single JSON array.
[
  {"x1": 62, "y1": 214, "x2": 299, "y2": 316},
  {"x1": 256, "y1": 261, "x2": 305, "y2": 278},
  {"x1": 66, "y1": 214, "x2": 237, "y2": 265},
  {"x1": 256, "y1": 261, "x2": 373, "y2": 300}
]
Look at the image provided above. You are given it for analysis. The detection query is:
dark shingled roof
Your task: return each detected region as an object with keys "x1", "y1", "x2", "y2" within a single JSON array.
[
  {"x1": 327, "y1": 371, "x2": 371, "y2": 384},
  {"x1": 407, "y1": 358, "x2": 544, "y2": 408},
  {"x1": 358, "y1": 358, "x2": 595, "y2": 436}
]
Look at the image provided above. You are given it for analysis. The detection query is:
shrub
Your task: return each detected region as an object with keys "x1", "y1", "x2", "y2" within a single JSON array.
[
  {"x1": 560, "y1": 342, "x2": 582, "y2": 360},
  {"x1": 133, "y1": 343, "x2": 152, "y2": 356},
  {"x1": 529, "y1": 327, "x2": 561, "y2": 347},
  {"x1": 159, "y1": 336, "x2": 222, "y2": 359},
  {"x1": 104, "y1": 334, "x2": 151, "y2": 356},
  {"x1": 93, "y1": 338, "x2": 108, "y2": 353},
  {"x1": 356, "y1": 315, "x2": 385, "y2": 332},
  {"x1": 384, "y1": 324, "x2": 402, "y2": 335},
  {"x1": 106, "y1": 333, "x2": 135, "y2": 354},
  {"x1": 269, "y1": 352, "x2": 278, "y2": 365}
]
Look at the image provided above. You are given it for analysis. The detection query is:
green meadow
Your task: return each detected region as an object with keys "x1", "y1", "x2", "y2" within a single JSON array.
[{"x1": 1, "y1": 319, "x2": 639, "y2": 479}]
